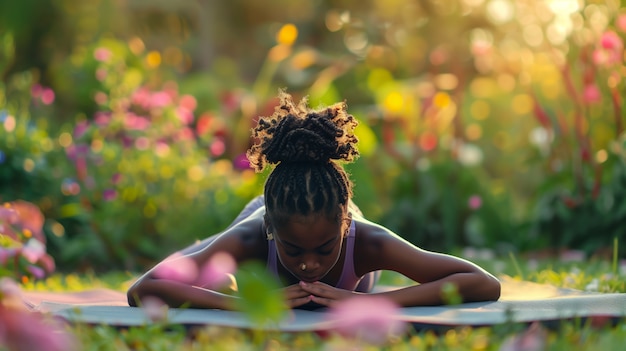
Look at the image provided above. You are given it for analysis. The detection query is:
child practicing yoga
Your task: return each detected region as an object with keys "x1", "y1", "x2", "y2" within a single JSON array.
[{"x1": 127, "y1": 91, "x2": 501, "y2": 310}]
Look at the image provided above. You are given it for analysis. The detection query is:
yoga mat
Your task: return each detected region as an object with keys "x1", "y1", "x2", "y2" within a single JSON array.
[{"x1": 22, "y1": 277, "x2": 626, "y2": 331}]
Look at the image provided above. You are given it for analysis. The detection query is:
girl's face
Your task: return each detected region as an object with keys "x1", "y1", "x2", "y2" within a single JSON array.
[{"x1": 272, "y1": 214, "x2": 349, "y2": 283}]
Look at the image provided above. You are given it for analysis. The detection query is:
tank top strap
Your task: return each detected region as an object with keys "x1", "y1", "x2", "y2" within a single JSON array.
[{"x1": 335, "y1": 218, "x2": 358, "y2": 289}]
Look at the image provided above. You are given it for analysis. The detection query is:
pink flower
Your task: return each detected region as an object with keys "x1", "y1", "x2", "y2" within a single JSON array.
[
  {"x1": 41, "y1": 88, "x2": 55, "y2": 105},
  {"x1": 197, "y1": 252, "x2": 236, "y2": 289},
  {"x1": 326, "y1": 295, "x2": 406, "y2": 345},
  {"x1": 179, "y1": 94, "x2": 197, "y2": 111},
  {"x1": 617, "y1": 14, "x2": 626, "y2": 32},
  {"x1": 176, "y1": 107, "x2": 194, "y2": 125},
  {"x1": 499, "y1": 322, "x2": 547, "y2": 351},
  {"x1": 150, "y1": 91, "x2": 172, "y2": 108},
  {"x1": 601, "y1": 30, "x2": 623, "y2": 50},
  {"x1": 73, "y1": 121, "x2": 89, "y2": 139},
  {"x1": 134, "y1": 136, "x2": 150, "y2": 150},
  {"x1": 124, "y1": 113, "x2": 151, "y2": 131},
  {"x1": 0, "y1": 306, "x2": 77, "y2": 351},
  {"x1": 210, "y1": 139, "x2": 226, "y2": 157},
  {"x1": 468, "y1": 195, "x2": 482, "y2": 210},
  {"x1": 21, "y1": 239, "x2": 45, "y2": 264},
  {"x1": 94, "y1": 47, "x2": 112, "y2": 62},
  {"x1": 95, "y1": 68, "x2": 108, "y2": 81},
  {"x1": 11, "y1": 201, "x2": 45, "y2": 241},
  {"x1": 583, "y1": 84, "x2": 601, "y2": 104},
  {"x1": 94, "y1": 112, "x2": 111, "y2": 126},
  {"x1": 141, "y1": 296, "x2": 169, "y2": 323},
  {"x1": 594, "y1": 31, "x2": 624, "y2": 66},
  {"x1": 102, "y1": 189, "x2": 117, "y2": 201},
  {"x1": 153, "y1": 253, "x2": 198, "y2": 284},
  {"x1": 132, "y1": 88, "x2": 151, "y2": 110}
]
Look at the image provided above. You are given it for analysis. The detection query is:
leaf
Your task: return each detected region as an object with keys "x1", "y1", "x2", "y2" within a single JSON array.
[{"x1": 234, "y1": 261, "x2": 287, "y2": 328}]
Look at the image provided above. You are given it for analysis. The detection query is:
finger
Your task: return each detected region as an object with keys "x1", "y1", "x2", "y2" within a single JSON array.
[
  {"x1": 287, "y1": 295, "x2": 313, "y2": 308},
  {"x1": 299, "y1": 281, "x2": 334, "y2": 297},
  {"x1": 309, "y1": 295, "x2": 335, "y2": 307}
]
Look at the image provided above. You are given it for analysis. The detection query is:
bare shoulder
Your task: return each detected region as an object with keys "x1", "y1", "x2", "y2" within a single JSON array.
[
  {"x1": 351, "y1": 216, "x2": 409, "y2": 274},
  {"x1": 194, "y1": 208, "x2": 268, "y2": 263}
]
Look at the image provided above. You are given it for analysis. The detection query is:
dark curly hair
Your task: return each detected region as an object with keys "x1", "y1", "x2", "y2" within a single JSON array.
[{"x1": 247, "y1": 90, "x2": 359, "y2": 226}]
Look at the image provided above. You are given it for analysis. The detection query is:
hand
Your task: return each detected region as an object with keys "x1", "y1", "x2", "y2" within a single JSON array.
[
  {"x1": 282, "y1": 283, "x2": 313, "y2": 308},
  {"x1": 298, "y1": 281, "x2": 355, "y2": 307}
]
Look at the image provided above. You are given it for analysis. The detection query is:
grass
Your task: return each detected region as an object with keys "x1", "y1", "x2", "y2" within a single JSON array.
[{"x1": 18, "y1": 255, "x2": 626, "y2": 350}]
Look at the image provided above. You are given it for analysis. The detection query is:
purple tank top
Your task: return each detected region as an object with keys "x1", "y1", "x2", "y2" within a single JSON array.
[{"x1": 266, "y1": 219, "x2": 362, "y2": 290}]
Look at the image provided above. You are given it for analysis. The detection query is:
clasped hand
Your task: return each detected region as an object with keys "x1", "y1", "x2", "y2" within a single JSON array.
[{"x1": 283, "y1": 281, "x2": 356, "y2": 308}]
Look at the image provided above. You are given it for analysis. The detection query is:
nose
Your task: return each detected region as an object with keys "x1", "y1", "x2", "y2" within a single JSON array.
[{"x1": 301, "y1": 254, "x2": 320, "y2": 271}]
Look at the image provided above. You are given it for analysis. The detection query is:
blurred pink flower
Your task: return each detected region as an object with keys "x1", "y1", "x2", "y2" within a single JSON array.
[
  {"x1": 94, "y1": 112, "x2": 111, "y2": 126},
  {"x1": 198, "y1": 251, "x2": 236, "y2": 289},
  {"x1": 124, "y1": 113, "x2": 150, "y2": 131},
  {"x1": 132, "y1": 88, "x2": 151, "y2": 110},
  {"x1": 176, "y1": 127, "x2": 195, "y2": 142},
  {"x1": 176, "y1": 107, "x2": 194, "y2": 125},
  {"x1": 153, "y1": 253, "x2": 198, "y2": 284},
  {"x1": 179, "y1": 94, "x2": 197, "y2": 111},
  {"x1": 73, "y1": 121, "x2": 89, "y2": 139},
  {"x1": 102, "y1": 189, "x2": 117, "y2": 201},
  {"x1": 0, "y1": 307, "x2": 78, "y2": 351},
  {"x1": 601, "y1": 30, "x2": 623, "y2": 50},
  {"x1": 499, "y1": 322, "x2": 547, "y2": 351},
  {"x1": 583, "y1": 84, "x2": 601, "y2": 104},
  {"x1": 150, "y1": 91, "x2": 172, "y2": 108},
  {"x1": 94, "y1": 91, "x2": 108, "y2": 104},
  {"x1": 593, "y1": 31, "x2": 624, "y2": 66},
  {"x1": 94, "y1": 47, "x2": 112, "y2": 62},
  {"x1": 326, "y1": 295, "x2": 406, "y2": 345},
  {"x1": 210, "y1": 139, "x2": 226, "y2": 157},
  {"x1": 31, "y1": 84, "x2": 43, "y2": 98},
  {"x1": 11, "y1": 201, "x2": 45, "y2": 240},
  {"x1": 41, "y1": 88, "x2": 55, "y2": 105},
  {"x1": 617, "y1": 14, "x2": 626, "y2": 32},
  {"x1": 21, "y1": 239, "x2": 46, "y2": 264},
  {"x1": 134, "y1": 136, "x2": 150, "y2": 150},
  {"x1": 141, "y1": 296, "x2": 169, "y2": 323},
  {"x1": 196, "y1": 113, "x2": 213, "y2": 136},
  {"x1": 95, "y1": 68, "x2": 108, "y2": 81},
  {"x1": 468, "y1": 195, "x2": 482, "y2": 210}
]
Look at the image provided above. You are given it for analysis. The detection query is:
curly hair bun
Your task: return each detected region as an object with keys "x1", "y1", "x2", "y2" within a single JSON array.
[{"x1": 247, "y1": 90, "x2": 359, "y2": 172}]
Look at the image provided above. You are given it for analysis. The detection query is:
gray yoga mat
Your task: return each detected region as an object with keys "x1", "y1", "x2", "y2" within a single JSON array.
[{"x1": 23, "y1": 277, "x2": 626, "y2": 331}]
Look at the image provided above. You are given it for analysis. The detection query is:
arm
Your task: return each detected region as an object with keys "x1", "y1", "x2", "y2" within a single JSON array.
[
  {"x1": 360, "y1": 223, "x2": 501, "y2": 306},
  {"x1": 300, "y1": 221, "x2": 500, "y2": 307},
  {"x1": 127, "y1": 217, "x2": 266, "y2": 310}
]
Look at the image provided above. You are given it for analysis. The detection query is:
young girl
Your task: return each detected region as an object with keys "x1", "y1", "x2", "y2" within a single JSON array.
[{"x1": 127, "y1": 91, "x2": 501, "y2": 310}]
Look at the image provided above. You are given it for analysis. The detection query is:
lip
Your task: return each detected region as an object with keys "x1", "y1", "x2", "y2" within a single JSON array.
[{"x1": 299, "y1": 275, "x2": 322, "y2": 283}]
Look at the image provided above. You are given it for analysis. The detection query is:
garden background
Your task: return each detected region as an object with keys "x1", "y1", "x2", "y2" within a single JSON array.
[{"x1": 2, "y1": 0, "x2": 626, "y2": 279}]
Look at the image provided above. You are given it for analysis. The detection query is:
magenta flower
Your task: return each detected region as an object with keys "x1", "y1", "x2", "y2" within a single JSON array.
[
  {"x1": 197, "y1": 251, "x2": 236, "y2": 289},
  {"x1": 326, "y1": 295, "x2": 406, "y2": 345},
  {"x1": 94, "y1": 112, "x2": 111, "y2": 126},
  {"x1": 73, "y1": 121, "x2": 89, "y2": 139},
  {"x1": 0, "y1": 307, "x2": 78, "y2": 351},
  {"x1": 468, "y1": 195, "x2": 482, "y2": 210},
  {"x1": 153, "y1": 253, "x2": 198, "y2": 284},
  {"x1": 102, "y1": 189, "x2": 117, "y2": 201},
  {"x1": 233, "y1": 153, "x2": 251, "y2": 170}
]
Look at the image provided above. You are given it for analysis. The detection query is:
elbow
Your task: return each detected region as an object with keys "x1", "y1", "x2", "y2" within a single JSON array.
[
  {"x1": 486, "y1": 275, "x2": 502, "y2": 301},
  {"x1": 126, "y1": 280, "x2": 144, "y2": 307}
]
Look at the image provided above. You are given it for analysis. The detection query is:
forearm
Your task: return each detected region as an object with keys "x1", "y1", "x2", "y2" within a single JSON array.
[
  {"x1": 127, "y1": 278, "x2": 238, "y2": 310},
  {"x1": 372, "y1": 272, "x2": 501, "y2": 307}
]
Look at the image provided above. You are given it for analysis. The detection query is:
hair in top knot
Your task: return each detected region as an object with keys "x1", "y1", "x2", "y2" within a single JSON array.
[
  {"x1": 247, "y1": 90, "x2": 360, "y2": 224},
  {"x1": 247, "y1": 90, "x2": 359, "y2": 172}
]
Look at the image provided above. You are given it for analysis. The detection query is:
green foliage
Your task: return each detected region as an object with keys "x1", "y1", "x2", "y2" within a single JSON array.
[{"x1": 234, "y1": 261, "x2": 288, "y2": 328}]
